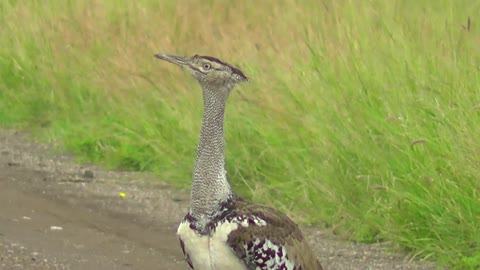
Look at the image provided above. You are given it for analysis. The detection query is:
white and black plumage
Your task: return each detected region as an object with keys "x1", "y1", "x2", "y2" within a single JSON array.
[{"x1": 154, "y1": 53, "x2": 322, "y2": 270}]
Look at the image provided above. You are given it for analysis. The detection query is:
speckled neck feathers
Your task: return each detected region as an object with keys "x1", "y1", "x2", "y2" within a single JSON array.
[{"x1": 190, "y1": 84, "x2": 234, "y2": 227}]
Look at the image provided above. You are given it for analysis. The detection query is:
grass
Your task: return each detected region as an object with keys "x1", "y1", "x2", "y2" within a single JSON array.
[{"x1": 1, "y1": 0, "x2": 480, "y2": 268}]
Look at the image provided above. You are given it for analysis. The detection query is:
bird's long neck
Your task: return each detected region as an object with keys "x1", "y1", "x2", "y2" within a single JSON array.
[{"x1": 190, "y1": 86, "x2": 233, "y2": 224}]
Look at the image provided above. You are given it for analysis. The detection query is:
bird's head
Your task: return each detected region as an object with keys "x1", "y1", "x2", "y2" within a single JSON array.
[{"x1": 154, "y1": 53, "x2": 247, "y2": 92}]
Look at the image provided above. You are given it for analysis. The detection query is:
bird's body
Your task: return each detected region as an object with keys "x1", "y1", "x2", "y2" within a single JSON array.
[
  {"x1": 154, "y1": 53, "x2": 322, "y2": 270},
  {"x1": 178, "y1": 196, "x2": 322, "y2": 270}
]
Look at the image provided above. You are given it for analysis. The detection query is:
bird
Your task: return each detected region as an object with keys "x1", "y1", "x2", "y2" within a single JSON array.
[{"x1": 154, "y1": 53, "x2": 323, "y2": 270}]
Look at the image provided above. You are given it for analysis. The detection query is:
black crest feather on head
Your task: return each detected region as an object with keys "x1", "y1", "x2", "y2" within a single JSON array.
[{"x1": 200, "y1": 55, "x2": 248, "y2": 81}]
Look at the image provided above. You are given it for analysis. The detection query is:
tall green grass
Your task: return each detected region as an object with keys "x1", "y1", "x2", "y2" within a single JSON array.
[{"x1": 1, "y1": 0, "x2": 479, "y2": 267}]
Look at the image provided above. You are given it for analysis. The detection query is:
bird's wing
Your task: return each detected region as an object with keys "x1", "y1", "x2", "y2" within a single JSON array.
[
  {"x1": 179, "y1": 237, "x2": 195, "y2": 269},
  {"x1": 226, "y1": 201, "x2": 322, "y2": 270}
]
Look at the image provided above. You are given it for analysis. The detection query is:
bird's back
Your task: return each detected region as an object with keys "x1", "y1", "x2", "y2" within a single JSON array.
[{"x1": 227, "y1": 198, "x2": 322, "y2": 270}]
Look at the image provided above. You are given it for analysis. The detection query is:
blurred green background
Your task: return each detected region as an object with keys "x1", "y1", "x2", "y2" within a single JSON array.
[{"x1": 1, "y1": 0, "x2": 479, "y2": 268}]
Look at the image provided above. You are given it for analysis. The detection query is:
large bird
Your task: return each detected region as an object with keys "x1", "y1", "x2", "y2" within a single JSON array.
[{"x1": 155, "y1": 53, "x2": 322, "y2": 270}]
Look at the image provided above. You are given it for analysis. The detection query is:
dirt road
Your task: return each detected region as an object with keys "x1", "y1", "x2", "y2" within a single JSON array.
[{"x1": 0, "y1": 129, "x2": 435, "y2": 270}]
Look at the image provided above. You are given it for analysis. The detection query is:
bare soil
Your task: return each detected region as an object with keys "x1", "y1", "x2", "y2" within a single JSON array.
[{"x1": 0, "y1": 129, "x2": 436, "y2": 270}]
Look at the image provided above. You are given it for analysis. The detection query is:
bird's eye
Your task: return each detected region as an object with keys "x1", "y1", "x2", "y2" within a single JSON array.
[{"x1": 203, "y1": 63, "x2": 211, "y2": 70}]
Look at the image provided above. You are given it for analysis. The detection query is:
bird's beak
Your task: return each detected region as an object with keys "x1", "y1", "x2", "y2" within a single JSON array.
[{"x1": 154, "y1": 53, "x2": 189, "y2": 66}]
